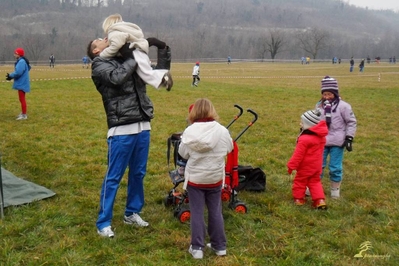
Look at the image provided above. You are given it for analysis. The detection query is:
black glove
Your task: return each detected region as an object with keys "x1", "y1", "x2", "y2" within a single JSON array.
[
  {"x1": 342, "y1": 136, "x2": 353, "y2": 152},
  {"x1": 119, "y1": 43, "x2": 134, "y2": 60},
  {"x1": 6, "y1": 73, "x2": 12, "y2": 81}
]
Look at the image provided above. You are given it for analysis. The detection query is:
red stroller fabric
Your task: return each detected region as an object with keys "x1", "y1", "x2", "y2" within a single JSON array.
[{"x1": 225, "y1": 141, "x2": 239, "y2": 188}]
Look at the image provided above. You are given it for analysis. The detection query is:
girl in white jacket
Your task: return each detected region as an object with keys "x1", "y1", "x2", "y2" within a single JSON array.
[
  {"x1": 100, "y1": 14, "x2": 172, "y2": 90},
  {"x1": 178, "y1": 98, "x2": 233, "y2": 259}
]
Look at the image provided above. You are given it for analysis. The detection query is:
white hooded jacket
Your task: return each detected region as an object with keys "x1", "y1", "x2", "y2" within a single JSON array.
[
  {"x1": 178, "y1": 121, "x2": 233, "y2": 189},
  {"x1": 100, "y1": 21, "x2": 149, "y2": 58}
]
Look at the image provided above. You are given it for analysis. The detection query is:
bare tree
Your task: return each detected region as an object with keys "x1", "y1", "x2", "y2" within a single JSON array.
[
  {"x1": 257, "y1": 37, "x2": 268, "y2": 61},
  {"x1": 192, "y1": 28, "x2": 207, "y2": 56},
  {"x1": 1, "y1": 0, "x2": 399, "y2": 61},
  {"x1": 23, "y1": 34, "x2": 49, "y2": 63},
  {"x1": 49, "y1": 27, "x2": 58, "y2": 45},
  {"x1": 257, "y1": 29, "x2": 285, "y2": 61},
  {"x1": 265, "y1": 29, "x2": 286, "y2": 60},
  {"x1": 296, "y1": 28, "x2": 329, "y2": 59}
]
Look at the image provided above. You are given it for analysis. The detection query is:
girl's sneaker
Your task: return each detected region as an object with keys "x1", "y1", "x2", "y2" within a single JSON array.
[
  {"x1": 16, "y1": 114, "x2": 27, "y2": 120},
  {"x1": 206, "y1": 243, "x2": 227, "y2": 256},
  {"x1": 331, "y1": 188, "x2": 340, "y2": 199},
  {"x1": 312, "y1": 199, "x2": 327, "y2": 210},
  {"x1": 188, "y1": 245, "x2": 203, "y2": 259}
]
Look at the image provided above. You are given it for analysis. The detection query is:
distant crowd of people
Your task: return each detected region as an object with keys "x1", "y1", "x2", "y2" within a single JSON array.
[{"x1": 298, "y1": 55, "x2": 396, "y2": 73}]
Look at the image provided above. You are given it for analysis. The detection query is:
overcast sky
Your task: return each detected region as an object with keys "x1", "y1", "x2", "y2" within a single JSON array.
[{"x1": 348, "y1": 0, "x2": 399, "y2": 10}]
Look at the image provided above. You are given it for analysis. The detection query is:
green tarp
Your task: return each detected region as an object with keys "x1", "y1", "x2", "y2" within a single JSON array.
[{"x1": 1, "y1": 167, "x2": 56, "y2": 208}]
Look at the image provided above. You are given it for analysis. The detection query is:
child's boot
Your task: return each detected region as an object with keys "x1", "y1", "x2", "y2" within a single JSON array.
[
  {"x1": 147, "y1": 37, "x2": 166, "y2": 49},
  {"x1": 156, "y1": 46, "x2": 171, "y2": 70},
  {"x1": 294, "y1": 198, "x2": 305, "y2": 206},
  {"x1": 161, "y1": 71, "x2": 173, "y2": 91},
  {"x1": 312, "y1": 199, "x2": 327, "y2": 210},
  {"x1": 330, "y1": 181, "x2": 341, "y2": 199}
]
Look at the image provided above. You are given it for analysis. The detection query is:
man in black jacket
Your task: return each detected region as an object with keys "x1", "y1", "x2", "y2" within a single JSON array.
[
  {"x1": 349, "y1": 57, "x2": 354, "y2": 72},
  {"x1": 87, "y1": 38, "x2": 170, "y2": 238}
]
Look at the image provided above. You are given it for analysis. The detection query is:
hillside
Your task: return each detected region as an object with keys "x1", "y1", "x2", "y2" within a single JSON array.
[{"x1": 0, "y1": 0, "x2": 398, "y2": 62}]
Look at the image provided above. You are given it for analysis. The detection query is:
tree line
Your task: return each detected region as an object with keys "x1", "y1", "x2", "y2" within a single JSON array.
[{"x1": 0, "y1": 0, "x2": 398, "y2": 64}]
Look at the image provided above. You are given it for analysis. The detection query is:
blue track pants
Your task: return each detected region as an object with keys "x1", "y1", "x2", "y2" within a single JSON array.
[{"x1": 96, "y1": 131, "x2": 150, "y2": 230}]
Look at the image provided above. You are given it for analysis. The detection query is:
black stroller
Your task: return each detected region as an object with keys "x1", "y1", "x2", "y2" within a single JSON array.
[{"x1": 164, "y1": 105, "x2": 258, "y2": 223}]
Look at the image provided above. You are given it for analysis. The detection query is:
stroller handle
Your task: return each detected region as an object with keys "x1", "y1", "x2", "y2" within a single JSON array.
[
  {"x1": 226, "y1": 104, "x2": 244, "y2": 129},
  {"x1": 234, "y1": 104, "x2": 244, "y2": 115},
  {"x1": 247, "y1": 109, "x2": 258, "y2": 125},
  {"x1": 234, "y1": 109, "x2": 258, "y2": 141}
]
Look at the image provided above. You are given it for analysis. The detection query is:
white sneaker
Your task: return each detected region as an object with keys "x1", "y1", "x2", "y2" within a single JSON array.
[
  {"x1": 206, "y1": 243, "x2": 227, "y2": 256},
  {"x1": 16, "y1": 114, "x2": 27, "y2": 120},
  {"x1": 331, "y1": 188, "x2": 340, "y2": 199},
  {"x1": 97, "y1": 226, "x2": 115, "y2": 238},
  {"x1": 124, "y1": 213, "x2": 149, "y2": 227},
  {"x1": 189, "y1": 245, "x2": 203, "y2": 259}
]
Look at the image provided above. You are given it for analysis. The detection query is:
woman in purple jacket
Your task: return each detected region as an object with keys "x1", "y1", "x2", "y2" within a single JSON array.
[{"x1": 316, "y1": 76, "x2": 357, "y2": 199}]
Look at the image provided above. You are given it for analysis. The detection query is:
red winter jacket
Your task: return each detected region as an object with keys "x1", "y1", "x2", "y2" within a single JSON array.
[{"x1": 287, "y1": 121, "x2": 328, "y2": 176}]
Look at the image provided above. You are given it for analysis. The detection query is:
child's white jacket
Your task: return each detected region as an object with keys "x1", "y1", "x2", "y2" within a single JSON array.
[
  {"x1": 192, "y1": 65, "x2": 200, "y2": 75},
  {"x1": 100, "y1": 21, "x2": 149, "y2": 58},
  {"x1": 178, "y1": 121, "x2": 233, "y2": 190}
]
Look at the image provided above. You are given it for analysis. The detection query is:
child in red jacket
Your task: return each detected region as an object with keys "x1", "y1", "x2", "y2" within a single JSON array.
[{"x1": 287, "y1": 110, "x2": 328, "y2": 209}]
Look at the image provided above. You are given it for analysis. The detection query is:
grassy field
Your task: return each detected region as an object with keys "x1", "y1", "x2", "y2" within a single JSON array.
[{"x1": 0, "y1": 61, "x2": 398, "y2": 266}]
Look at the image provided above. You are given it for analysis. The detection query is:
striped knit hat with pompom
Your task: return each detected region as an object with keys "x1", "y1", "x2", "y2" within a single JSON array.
[
  {"x1": 301, "y1": 110, "x2": 321, "y2": 130},
  {"x1": 321, "y1": 76, "x2": 339, "y2": 97}
]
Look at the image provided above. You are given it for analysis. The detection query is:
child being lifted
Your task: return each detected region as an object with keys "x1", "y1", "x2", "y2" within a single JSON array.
[{"x1": 100, "y1": 13, "x2": 173, "y2": 90}]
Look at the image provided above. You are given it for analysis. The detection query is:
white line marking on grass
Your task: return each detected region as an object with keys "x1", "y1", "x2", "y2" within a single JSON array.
[
  {"x1": 1, "y1": 73, "x2": 397, "y2": 83},
  {"x1": 1, "y1": 77, "x2": 91, "y2": 83}
]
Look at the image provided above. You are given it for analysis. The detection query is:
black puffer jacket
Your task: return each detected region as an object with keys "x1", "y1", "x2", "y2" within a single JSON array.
[{"x1": 91, "y1": 56, "x2": 154, "y2": 129}]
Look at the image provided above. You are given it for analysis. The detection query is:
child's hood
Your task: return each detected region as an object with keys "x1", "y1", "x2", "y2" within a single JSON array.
[
  {"x1": 181, "y1": 121, "x2": 225, "y2": 153},
  {"x1": 309, "y1": 120, "x2": 328, "y2": 137}
]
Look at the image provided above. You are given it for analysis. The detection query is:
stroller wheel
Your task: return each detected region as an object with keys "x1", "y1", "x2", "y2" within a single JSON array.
[
  {"x1": 164, "y1": 195, "x2": 174, "y2": 207},
  {"x1": 174, "y1": 208, "x2": 191, "y2": 223},
  {"x1": 231, "y1": 201, "x2": 247, "y2": 213},
  {"x1": 221, "y1": 190, "x2": 231, "y2": 202}
]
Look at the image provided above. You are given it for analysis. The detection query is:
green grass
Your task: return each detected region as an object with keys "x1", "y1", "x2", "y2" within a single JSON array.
[{"x1": 0, "y1": 62, "x2": 398, "y2": 265}]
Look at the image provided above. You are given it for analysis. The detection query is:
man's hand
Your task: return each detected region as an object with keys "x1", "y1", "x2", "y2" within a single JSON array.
[
  {"x1": 119, "y1": 43, "x2": 134, "y2": 60},
  {"x1": 5, "y1": 73, "x2": 12, "y2": 81}
]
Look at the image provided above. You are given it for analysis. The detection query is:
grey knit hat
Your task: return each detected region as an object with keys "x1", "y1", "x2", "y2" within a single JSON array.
[{"x1": 301, "y1": 110, "x2": 321, "y2": 130}]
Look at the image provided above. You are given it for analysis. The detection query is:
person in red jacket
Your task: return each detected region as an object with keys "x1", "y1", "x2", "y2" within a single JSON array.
[{"x1": 287, "y1": 110, "x2": 328, "y2": 209}]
